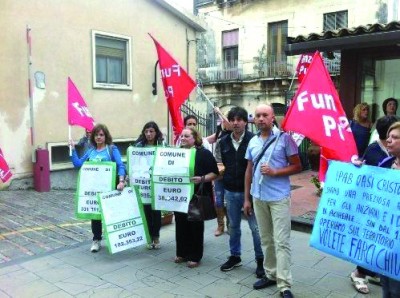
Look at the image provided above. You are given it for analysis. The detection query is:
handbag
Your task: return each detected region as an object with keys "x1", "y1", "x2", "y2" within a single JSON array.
[{"x1": 187, "y1": 177, "x2": 217, "y2": 222}]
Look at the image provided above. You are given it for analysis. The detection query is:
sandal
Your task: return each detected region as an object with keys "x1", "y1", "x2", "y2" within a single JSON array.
[
  {"x1": 368, "y1": 276, "x2": 381, "y2": 286},
  {"x1": 174, "y1": 256, "x2": 185, "y2": 263},
  {"x1": 351, "y1": 272, "x2": 369, "y2": 294},
  {"x1": 187, "y1": 261, "x2": 199, "y2": 268},
  {"x1": 153, "y1": 239, "x2": 161, "y2": 250}
]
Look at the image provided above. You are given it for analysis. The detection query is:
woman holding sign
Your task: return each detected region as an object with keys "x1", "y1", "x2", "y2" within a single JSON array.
[
  {"x1": 134, "y1": 121, "x2": 166, "y2": 249},
  {"x1": 175, "y1": 127, "x2": 219, "y2": 268},
  {"x1": 70, "y1": 123, "x2": 126, "y2": 253},
  {"x1": 378, "y1": 122, "x2": 400, "y2": 297}
]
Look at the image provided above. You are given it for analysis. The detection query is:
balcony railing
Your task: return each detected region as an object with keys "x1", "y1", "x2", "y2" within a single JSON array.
[{"x1": 197, "y1": 55, "x2": 341, "y2": 84}]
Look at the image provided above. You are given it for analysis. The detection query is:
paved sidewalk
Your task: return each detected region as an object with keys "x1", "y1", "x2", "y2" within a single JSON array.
[
  {"x1": 0, "y1": 172, "x2": 382, "y2": 297},
  {"x1": 0, "y1": 220, "x2": 381, "y2": 297}
]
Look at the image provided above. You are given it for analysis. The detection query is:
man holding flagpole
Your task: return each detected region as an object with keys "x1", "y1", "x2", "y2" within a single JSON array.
[{"x1": 244, "y1": 104, "x2": 301, "y2": 298}]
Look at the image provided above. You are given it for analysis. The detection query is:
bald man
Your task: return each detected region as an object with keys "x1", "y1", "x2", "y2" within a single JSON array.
[{"x1": 244, "y1": 104, "x2": 302, "y2": 298}]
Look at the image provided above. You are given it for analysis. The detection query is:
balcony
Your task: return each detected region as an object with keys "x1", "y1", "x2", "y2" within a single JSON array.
[{"x1": 197, "y1": 55, "x2": 341, "y2": 84}]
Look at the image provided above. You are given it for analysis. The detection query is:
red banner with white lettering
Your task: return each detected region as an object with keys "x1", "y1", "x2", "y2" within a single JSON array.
[
  {"x1": 149, "y1": 34, "x2": 197, "y2": 143},
  {"x1": 281, "y1": 51, "x2": 357, "y2": 180},
  {"x1": 67, "y1": 77, "x2": 95, "y2": 131},
  {"x1": 0, "y1": 148, "x2": 12, "y2": 183},
  {"x1": 296, "y1": 53, "x2": 313, "y2": 83}
]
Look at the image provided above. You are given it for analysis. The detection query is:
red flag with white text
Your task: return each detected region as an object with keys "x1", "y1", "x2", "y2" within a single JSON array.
[
  {"x1": 281, "y1": 52, "x2": 357, "y2": 180},
  {"x1": 296, "y1": 53, "x2": 313, "y2": 83},
  {"x1": 0, "y1": 148, "x2": 12, "y2": 183},
  {"x1": 67, "y1": 77, "x2": 95, "y2": 131},
  {"x1": 149, "y1": 34, "x2": 197, "y2": 143}
]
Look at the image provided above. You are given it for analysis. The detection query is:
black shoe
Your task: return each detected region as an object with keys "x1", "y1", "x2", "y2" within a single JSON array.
[
  {"x1": 280, "y1": 290, "x2": 293, "y2": 298},
  {"x1": 253, "y1": 277, "x2": 277, "y2": 290},
  {"x1": 220, "y1": 256, "x2": 242, "y2": 271},
  {"x1": 255, "y1": 258, "x2": 265, "y2": 278}
]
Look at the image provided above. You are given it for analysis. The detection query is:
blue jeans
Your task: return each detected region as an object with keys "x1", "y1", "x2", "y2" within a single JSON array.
[
  {"x1": 214, "y1": 180, "x2": 225, "y2": 208},
  {"x1": 225, "y1": 190, "x2": 263, "y2": 259}
]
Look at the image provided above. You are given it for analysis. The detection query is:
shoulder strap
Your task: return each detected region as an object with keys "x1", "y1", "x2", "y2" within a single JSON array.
[
  {"x1": 252, "y1": 132, "x2": 283, "y2": 175},
  {"x1": 106, "y1": 144, "x2": 115, "y2": 161}
]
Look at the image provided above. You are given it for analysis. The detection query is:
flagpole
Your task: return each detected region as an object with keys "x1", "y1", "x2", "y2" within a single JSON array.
[
  {"x1": 68, "y1": 125, "x2": 72, "y2": 156},
  {"x1": 196, "y1": 87, "x2": 214, "y2": 109},
  {"x1": 27, "y1": 25, "x2": 36, "y2": 162},
  {"x1": 287, "y1": 69, "x2": 297, "y2": 93}
]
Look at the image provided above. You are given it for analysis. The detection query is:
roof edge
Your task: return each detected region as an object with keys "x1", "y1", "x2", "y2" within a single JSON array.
[{"x1": 154, "y1": 0, "x2": 207, "y2": 32}]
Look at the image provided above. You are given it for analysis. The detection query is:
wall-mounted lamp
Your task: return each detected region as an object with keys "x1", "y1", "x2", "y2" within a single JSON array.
[{"x1": 152, "y1": 60, "x2": 159, "y2": 95}]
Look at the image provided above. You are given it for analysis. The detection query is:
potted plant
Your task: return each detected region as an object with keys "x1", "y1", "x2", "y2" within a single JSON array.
[
  {"x1": 253, "y1": 44, "x2": 267, "y2": 77},
  {"x1": 310, "y1": 175, "x2": 322, "y2": 197},
  {"x1": 161, "y1": 211, "x2": 174, "y2": 226}
]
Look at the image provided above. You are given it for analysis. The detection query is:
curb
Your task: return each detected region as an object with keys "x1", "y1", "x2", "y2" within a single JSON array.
[{"x1": 291, "y1": 216, "x2": 314, "y2": 234}]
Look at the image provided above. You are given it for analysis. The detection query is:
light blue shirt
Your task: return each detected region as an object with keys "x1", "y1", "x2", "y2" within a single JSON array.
[
  {"x1": 245, "y1": 131, "x2": 298, "y2": 201},
  {"x1": 71, "y1": 145, "x2": 126, "y2": 177}
]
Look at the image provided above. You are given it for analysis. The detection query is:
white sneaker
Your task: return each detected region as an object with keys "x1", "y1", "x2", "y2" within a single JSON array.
[{"x1": 90, "y1": 240, "x2": 101, "y2": 252}]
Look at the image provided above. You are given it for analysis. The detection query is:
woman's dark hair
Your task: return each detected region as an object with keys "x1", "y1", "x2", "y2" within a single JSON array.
[
  {"x1": 90, "y1": 124, "x2": 112, "y2": 147},
  {"x1": 382, "y1": 98, "x2": 398, "y2": 115},
  {"x1": 135, "y1": 121, "x2": 164, "y2": 145},
  {"x1": 184, "y1": 115, "x2": 198, "y2": 126},
  {"x1": 376, "y1": 116, "x2": 398, "y2": 140}
]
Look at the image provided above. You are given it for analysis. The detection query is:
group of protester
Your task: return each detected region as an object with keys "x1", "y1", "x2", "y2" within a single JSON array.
[
  {"x1": 68, "y1": 98, "x2": 400, "y2": 298},
  {"x1": 349, "y1": 97, "x2": 400, "y2": 297}
]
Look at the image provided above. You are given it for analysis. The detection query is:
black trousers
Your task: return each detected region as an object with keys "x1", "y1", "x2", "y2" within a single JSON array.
[
  {"x1": 143, "y1": 204, "x2": 161, "y2": 239},
  {"x1": 91, "y1": 219, "x2": 102, "y2": 241},
  {"x1": 174, "y1": 211, "x2": 204, "y2": 262},
  {"x1": 356, "y1": 266, "x2": 378, "y2": 277}
]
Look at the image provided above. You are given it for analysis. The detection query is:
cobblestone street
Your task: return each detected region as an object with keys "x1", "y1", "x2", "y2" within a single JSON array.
[{"x1": 0, "y1": 190, "x2": 91, "y2": 264}]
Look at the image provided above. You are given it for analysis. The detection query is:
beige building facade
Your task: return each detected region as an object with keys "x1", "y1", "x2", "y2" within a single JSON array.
[
  {"x1": 0, "y1": 0, "x2": 204, "y2": 189},
  {"x1": 195, "y1": 0, "x2": 388, "y2": 117}
]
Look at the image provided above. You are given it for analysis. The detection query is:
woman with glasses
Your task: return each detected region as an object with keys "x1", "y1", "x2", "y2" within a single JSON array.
[{"x1": 174, "y1": 127, "x2": 219, "y2": 268}]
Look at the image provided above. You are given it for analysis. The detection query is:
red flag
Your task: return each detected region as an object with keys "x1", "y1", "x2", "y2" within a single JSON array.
[
  {"x1": 282, "y1": 52, "x2": 357, "y2": 180},
  {"x1": 0, "y1": 148, "x2": 12, "y2": 183},
  {"x1": 67, "y1": 77, "x2": 95, "y2": 131},
  {"x1": 149, "y1": 34, "x2": 196, "y2": 143},
  {"x1": 295, "y1": 53, "x2": 313, "y2": 83}
]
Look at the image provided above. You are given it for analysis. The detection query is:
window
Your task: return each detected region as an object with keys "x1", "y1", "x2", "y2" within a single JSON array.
[
  {"x1": 268, "y1": 21, "x2": 288, "y2": 62},
  {"x1": 323, "y1": 10, "x2": 348, "y2": 31},
  {"x1": 222, "y1": 30, "x2": 238, "y2": 68},
  {"x1": 92, "y1": 30, "x2": 132, "y2": 90},
  {"x1": 48, "y1": 138, "x2": 135, "y2": 170},
  {"x1": 222, "y1": 30, "x2": 239, "y2": 79}
]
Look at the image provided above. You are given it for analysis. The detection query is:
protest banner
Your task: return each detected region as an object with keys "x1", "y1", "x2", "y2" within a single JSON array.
[
  {"x1": 282, "y1": 52, "x2": 357, "y2": 181},
  {"x1": 0, "y1": 148, "x2": 12, "y2": 183},
  {"x1": 75, "y1": 161, "x2": 116, "y2": 220},
  {"x1": 98, "y1": 187, "x2": 149, "y2": 254},
  {"x1": 149, "y1": 34, "x2": 197, "y2": 144},
  {"x1": 152, "y1": 147, "x2": 195, "y2": 212},
  {"x1": 67, "y1": 77, "x2": 95, "y2": 131},
  {"x1": 310, "y1": 161, "x2": 400, "y2": 281},
  {"x1": 295, "y1": 52, "x2": 313, "y2": 83},
  {"x1": 127, "y1": 146, "x2": 156, "y2": 204}
]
